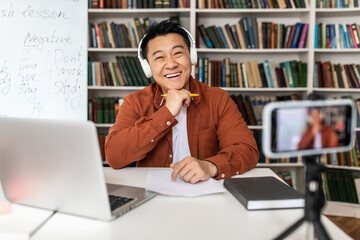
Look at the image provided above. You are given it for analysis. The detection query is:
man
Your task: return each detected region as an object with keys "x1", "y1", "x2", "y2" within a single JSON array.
[
  {"x1": 105, "y1": 20, "x2": 259, "y2": 184},
  {"x1": 298, "y1": 108, "x2": 339, "y2": 150}
]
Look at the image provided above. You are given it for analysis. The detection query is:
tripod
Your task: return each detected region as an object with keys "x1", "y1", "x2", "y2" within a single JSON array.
[{"x1": 274, "y1": 156, "x2": 331, "y2": 240}]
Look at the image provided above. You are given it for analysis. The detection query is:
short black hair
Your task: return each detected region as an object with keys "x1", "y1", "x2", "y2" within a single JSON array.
[{"x1": 140, "y1": 20, "x2": 191, "y2": 60}]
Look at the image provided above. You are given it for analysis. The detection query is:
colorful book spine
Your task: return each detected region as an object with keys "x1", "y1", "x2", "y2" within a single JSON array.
[
  {"x1": 314, "y1": 24, "x2": 319, "y2": 48},
  {"x1": 298, "y1": 23, "x2": 309, "y2": 48},
  {"x1": 290, "y1": 22, "x2": 303, "y2": 48}
]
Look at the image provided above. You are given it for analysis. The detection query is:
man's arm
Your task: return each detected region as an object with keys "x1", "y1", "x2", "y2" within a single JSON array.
[
  {"x1": 105, "y1": 94, "x2": 177, "y2": 169},
  {"x1": 203, "y1": 92, "x2": 259, "y2": 180}
]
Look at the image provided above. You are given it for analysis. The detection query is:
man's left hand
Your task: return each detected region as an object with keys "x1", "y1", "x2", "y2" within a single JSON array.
[{"x1": 170, "y1": 157, "x2": 218, "y2": 184}]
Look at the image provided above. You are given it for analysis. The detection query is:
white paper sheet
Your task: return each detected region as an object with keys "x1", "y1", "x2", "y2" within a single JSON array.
[{"x1": 145, "y1": 169, "x2": 225, "y2": 197}]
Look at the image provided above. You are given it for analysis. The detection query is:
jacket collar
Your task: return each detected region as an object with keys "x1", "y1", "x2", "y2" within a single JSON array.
[{"x1": 153, "y1": 76, "x2": 201, "y2": 109}]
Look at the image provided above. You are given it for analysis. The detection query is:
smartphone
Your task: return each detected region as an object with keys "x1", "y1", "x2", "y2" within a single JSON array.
[{"x1": 262, "y1": 99, "x2": 355, "y2": 159}]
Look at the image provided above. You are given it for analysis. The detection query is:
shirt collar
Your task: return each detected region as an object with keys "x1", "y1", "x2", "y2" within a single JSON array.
[{"x1": 153, "y1": 76, "x2": 201, "y2": 109}]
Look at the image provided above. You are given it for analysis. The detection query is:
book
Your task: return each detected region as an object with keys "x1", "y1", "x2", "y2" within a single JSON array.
[
  {"x1": 198, "y1": 24, "x2": 213, "y2": 48},
  {"x1": 224, "y1": 176, "x2": 304, "y2": 210}
]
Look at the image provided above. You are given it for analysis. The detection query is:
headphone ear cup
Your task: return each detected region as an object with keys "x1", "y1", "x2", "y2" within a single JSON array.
[
  {"x1": 190, "y1": 47, "x2": 197, "y2": 65},
  {"x1": 140, "y1": 58, "x2": 152, "y2": 78}
]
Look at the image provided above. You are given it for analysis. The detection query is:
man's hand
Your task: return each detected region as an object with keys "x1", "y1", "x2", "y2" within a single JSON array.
[
  {"x1": 170, "y1": 157, "x2": 218, "y2": 184},
  {"x1": 165, "y1": 89, "x2": 191, "y2": 116}
]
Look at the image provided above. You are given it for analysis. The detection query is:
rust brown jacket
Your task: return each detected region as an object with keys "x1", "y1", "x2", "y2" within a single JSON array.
[
  {"x1": 298, "y1": 125, "x2": 339, "y2": 150},
  {"x1": 105, "y1": 77, "x2": 259, "y2": 180}
]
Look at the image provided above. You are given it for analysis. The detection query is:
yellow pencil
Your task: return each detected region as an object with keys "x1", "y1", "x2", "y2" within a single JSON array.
[{"x1": 161, "y1": 94, "x2": 199, "y2": 97}]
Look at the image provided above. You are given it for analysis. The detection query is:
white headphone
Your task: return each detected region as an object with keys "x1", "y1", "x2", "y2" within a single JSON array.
[{"x1": 137, "y1": 26, "x2": 197, "y2": 78}]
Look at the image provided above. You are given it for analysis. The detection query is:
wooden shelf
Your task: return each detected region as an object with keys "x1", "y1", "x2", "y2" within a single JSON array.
[
  {"x1": 88, "y1": 48, "x2": 137, "y2": 53},
  {"x1": 95, "y1": 123, "x2": 113, "y2": 128},
  {"x1": 197, "y1": 48, "x2": 309, "y2": 53},
  {"x1": 196, "y1": 9, "x2": 310, "y2": 14},
  {"x1": 324, "y1": 165, "x2": 360, "y2": 171},
  {"x1": 88, "y1": 86, "x2": 144, "y2": 91},
  {"x1": 257, "y1": 163, "x2": 304, "y2": 167},
  {"x1": 88, "y1": 9, "x2": 191, "y2": 14}
]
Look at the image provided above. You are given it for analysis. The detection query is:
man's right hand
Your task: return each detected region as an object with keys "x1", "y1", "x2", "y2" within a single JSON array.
[{"x1": 164, "y1": 89, "x2": 191, "y2": 116}]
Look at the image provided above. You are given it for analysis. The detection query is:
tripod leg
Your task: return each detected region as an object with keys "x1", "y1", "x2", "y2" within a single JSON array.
[
  {"x1": 274, "y1": 217, "x2": 306, "y2": 240},
  {"x1": 313, "y1": 220, "x2": 331, "y2": 240}
]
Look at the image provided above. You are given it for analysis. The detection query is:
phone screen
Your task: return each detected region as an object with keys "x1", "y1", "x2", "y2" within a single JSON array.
[{"x1": 271, "y1": 105, "x2": 352, "y2": 153}]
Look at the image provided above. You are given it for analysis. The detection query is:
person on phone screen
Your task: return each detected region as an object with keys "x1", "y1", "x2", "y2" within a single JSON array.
[{"x1": 298, "y1": 108, "x2": 339, "y2": 150}]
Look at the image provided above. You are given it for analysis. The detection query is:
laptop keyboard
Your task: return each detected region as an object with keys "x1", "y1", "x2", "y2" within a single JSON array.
[{"x1": 108, "y1": 195, "x2": 135, "y2": 211}]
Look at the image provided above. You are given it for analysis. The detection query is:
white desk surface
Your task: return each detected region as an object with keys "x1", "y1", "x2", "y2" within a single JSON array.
[{"x1": 1, "y1": 168, "x2": 351, "y2": 240}]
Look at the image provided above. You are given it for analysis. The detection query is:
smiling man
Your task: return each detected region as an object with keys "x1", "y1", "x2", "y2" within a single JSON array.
[{"x1": 105, "y1": 20, "x2": 259, "y2": 183}]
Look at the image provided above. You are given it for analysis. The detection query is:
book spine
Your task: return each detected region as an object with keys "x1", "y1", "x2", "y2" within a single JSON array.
[
  {"x1": 217, "y1": 26, "x2": 230, "y2": 48},
  {"x1": 314, "y1": 24, "x2": 318, "y2": 48},
  {"x1": 298, "y1": 23, "x2": 308, "y2": 48},
  {"x1": 246, "y1": 16, "x2": 256, "y2": 48}
]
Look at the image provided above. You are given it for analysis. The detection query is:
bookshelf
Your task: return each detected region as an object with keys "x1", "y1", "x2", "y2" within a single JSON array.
[{"x1": 87, "y1": 0, "x2": 360, "y2": 217}]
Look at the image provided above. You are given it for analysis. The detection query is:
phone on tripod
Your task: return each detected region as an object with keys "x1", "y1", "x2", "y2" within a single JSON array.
[{"x1": 262, "y1": 99, "x2": 356, "y2": 240}]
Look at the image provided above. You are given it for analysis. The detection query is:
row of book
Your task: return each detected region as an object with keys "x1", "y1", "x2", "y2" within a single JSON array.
[
  {"x1": 253, "y1": 128, "x2": 301, "y2": 163},
  {"x1": 198, "y1": 19, "x2": 308, "y2": 49},
  {"x1": 318, "y1": 132, "x2": 360, "y2": 167},
  {"x1": 322, "y1": 169, "x2": 360, "y2": 204},
  {"x1": 313, "y1": 61, "x2": 360, "y2": 88},
  {"x1": 230, "y1": 94, "x2": 300, "y2": 126},
  {"x1": 88, "y1": 57, "x2": 153, "y2": 87},
  {"x1": 89, "y1": 0, "x2": 189, "y2": 8},
  {"x1": 88, "y1": 97, "x2": 123, "y2": 124},
  {"x1": 196, "y1": 58, "x2": 307, "y2": 88},
  {"x1": 319, "y1": 151, "x2": 360, "y2": 168},
  {"x1": 89, "y1": 16, "x2": 179, "y2": 48},
  {"x1": 316, "y1": 0, "x2": 360, "y2": 8},
  {"x1": 314, "y1": 23, "x2": 360, "y2": 49},
  {"x1": 197, "y1": 0, "x2": 308, "y2": 8}
]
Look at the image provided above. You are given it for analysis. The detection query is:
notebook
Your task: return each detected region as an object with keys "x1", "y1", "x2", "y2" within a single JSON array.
[
  {"x1": 0, "y1": 117, "x2": 157, "y2": 221},
  {"x1": 224, "y1": 176, "x2": 304, "y2": 210}
]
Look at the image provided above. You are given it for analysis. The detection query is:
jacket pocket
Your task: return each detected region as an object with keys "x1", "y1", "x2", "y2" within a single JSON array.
[{"x1": 198, "y1": 128, "x2": 218, "y2": 159}]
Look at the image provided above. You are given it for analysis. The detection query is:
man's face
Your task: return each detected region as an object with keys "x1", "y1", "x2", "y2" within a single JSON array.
[
  {"x1": 146, "y1": 33, "x2": 192, "y2": 93},
  {"x1": 310, "y1": 109, "x2": 322, "y2": 125}
]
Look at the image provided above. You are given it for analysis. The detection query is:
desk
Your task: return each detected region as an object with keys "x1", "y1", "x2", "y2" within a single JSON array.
[
  {"x1": 27, "y1": 167, "x2": 349, "y2": 240},
  {"x1": 1, "y1": 168, "x2": 351, "y2": 240}
]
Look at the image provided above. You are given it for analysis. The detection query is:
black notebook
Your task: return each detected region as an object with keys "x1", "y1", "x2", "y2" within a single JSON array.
[{"x1": 224, "y1": 176, "x2": 304, "y2": 210}]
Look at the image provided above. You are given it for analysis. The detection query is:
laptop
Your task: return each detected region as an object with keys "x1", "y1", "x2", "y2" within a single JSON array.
[{"x1": 0, "y1": 117, "x2": 157, "y2": 221}]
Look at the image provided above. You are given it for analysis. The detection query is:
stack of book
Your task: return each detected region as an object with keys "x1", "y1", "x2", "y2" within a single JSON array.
[
  {"x1": 197, "y1": 0, "x2": 308, "y2": 8},
  {"x1": 88, "y1": 57, "x2": 153, "y2": 87},
  {"x1": 198, "y1": 19, "x2": 308, "y2": 49},
  {"x1": 322, "y1": 169, "x2": 360, "y2": 204},
  {"x1": 313, "y1": 61, "x2": 360, "y2": 88},
  {"x1": 196, "y1": 58, "x2": 307, "y2": 88},
  {"x1": 89, "y1": 0, "x2": 189, "y2": 8},
  {"x1": 314, "y1": 23, "x2": 360, "y2": 49},
  {"x1": 88, "y1": 97, "x2": 123, "y2": 124},
  {"x1": 89, "y1": 16, "x2": 179, "y2": 48},
  {"x1": 316, "y1": 0, "x2": 360, "y2": 8}
]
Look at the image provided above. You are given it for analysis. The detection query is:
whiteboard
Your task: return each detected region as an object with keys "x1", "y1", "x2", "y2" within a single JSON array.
[{"x1": 0, "y1": 0, "x2": 87, "y2": 120}]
